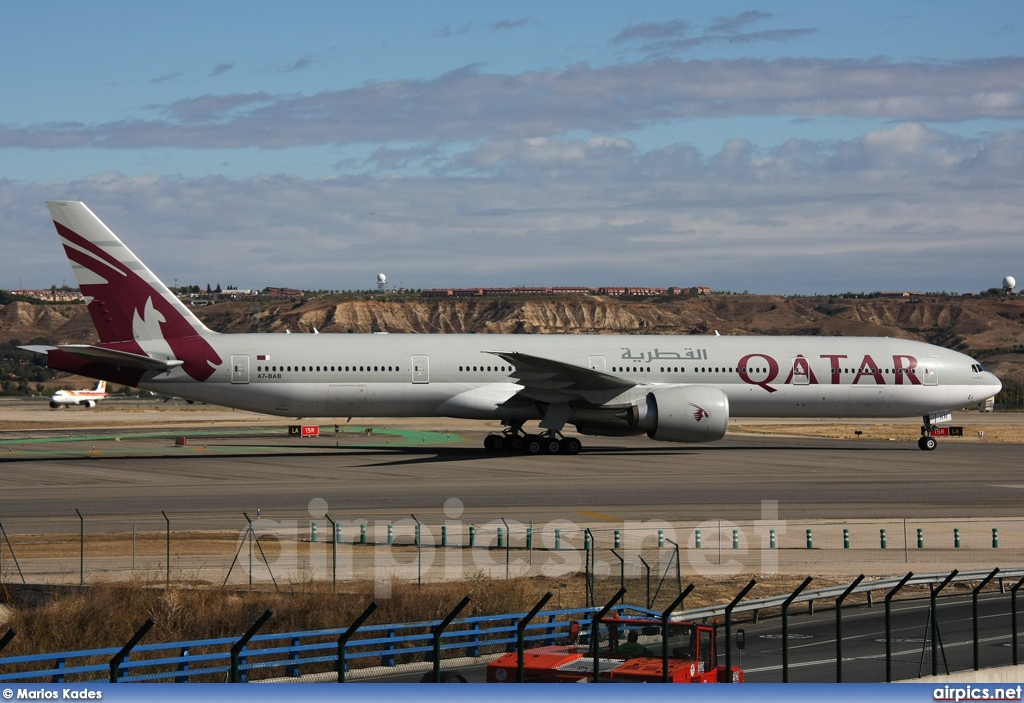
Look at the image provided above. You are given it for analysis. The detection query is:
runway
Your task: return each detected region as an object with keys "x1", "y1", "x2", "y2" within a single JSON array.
[{"x1": 2, "y1": 421, "x2": 1022, "y2": 526}]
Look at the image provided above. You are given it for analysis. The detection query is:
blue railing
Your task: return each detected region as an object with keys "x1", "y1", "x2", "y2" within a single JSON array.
[{"x1": 0, "y1": 604, "x2": 657, "y2": 683}]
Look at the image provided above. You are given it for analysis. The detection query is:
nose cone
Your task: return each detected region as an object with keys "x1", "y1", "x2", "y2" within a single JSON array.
[{"x1": 985, "y1": 372, "x2": 1003, "y2": 398}]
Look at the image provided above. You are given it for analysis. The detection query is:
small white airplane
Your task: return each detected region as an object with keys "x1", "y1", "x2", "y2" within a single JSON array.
[
  {"x1": 49, "y1": 380, "x2": 109, "y2": 409},
  {"x1": 23, "y1": 202, "x2": 1002, "y2": 452}
]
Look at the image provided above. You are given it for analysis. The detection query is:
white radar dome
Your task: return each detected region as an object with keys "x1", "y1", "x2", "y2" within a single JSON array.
[
  {"x1": 1004, "y1": 276, "x2": 1016, "y2": 291},
  {"x1": 377, "y1": 273, "x2": 387, "y2": 284}
]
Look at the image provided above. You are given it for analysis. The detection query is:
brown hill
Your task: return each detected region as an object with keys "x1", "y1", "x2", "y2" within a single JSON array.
[{"x1": 4, "y1": 293, "x2": 1023, "y2": 382}]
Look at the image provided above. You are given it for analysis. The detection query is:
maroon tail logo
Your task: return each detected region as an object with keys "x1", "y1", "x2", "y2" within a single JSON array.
[
  {"x1": 55, "y1": 221, "x2": 222, "y2": 381},
  {"x1": 689, "y1": 403, "x2": 709, "y2": 422}
]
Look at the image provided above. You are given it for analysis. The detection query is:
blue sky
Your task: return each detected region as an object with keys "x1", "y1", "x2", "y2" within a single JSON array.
[{"x1": 2, "y1": 1, "x2": 1023, "y2": 294}]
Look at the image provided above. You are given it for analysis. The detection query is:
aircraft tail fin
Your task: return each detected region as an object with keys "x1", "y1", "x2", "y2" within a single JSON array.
[
  {"x1": 47, "y1": 201, "x2": 222, "y2": 382},
  {"x1": 48, "y1": 201, "x2": 213, "y2": 344},
  {"x1": 96, "y1": 380, "x2": 107, "y2": 394}
]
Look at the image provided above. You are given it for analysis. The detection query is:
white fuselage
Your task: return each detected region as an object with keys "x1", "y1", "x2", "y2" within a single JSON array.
[
  {"x1": 49, "y1": 389, "x2": 107, "y2": 407},
  {"x1": 139, "y1": 332, "x2": 1000, "y2": 421}
]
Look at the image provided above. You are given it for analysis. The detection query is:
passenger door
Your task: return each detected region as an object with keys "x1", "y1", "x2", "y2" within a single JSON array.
[
  {"x1": 921, "y1": 357, "x2": 938, "y2": 386},
  {"x1": 791, "y1": 356, "x2": 810, "y2": 385},
  {"x1": 412, "y1": 355, "x2": 429, "y2": 384},
  {"x1": 230, "y1": 355, "x2": 249, "y2": 384}
]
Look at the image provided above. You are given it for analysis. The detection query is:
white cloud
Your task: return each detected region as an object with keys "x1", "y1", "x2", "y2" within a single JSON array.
[
  {"x1": 2, "y1": 58, "x2": 1022, "y2": 151},
  {"x1": 4, "y1": 125, "x2": 1022, "y2": 295}
]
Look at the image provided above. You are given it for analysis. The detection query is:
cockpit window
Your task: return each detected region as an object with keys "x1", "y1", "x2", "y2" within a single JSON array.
[{"x1": 971, "y1": 363, "x2": 987, "y2": 373}]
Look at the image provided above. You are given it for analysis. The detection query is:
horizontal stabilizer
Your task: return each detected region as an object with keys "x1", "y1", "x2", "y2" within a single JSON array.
[{"x1": 19, "y1": 344, "x2": 184, "y2": 372}]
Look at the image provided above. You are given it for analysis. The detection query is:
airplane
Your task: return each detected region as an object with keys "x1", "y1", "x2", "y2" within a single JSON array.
[
  {"x1": 22, "y1": 201, "x2": 1002, "y2": 453},
  {"x1": 49, "y1": 379, "x2": 109, "y2": 409}
]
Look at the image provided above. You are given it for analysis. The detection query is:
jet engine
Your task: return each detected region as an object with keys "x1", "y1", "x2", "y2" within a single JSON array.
[
  {"x1": 49, "y1": 400, "x2": 61, "y2": 409},
  {"x1": 637, "y1": 385, "x2": 729, "y2": 443},
  {"x1": 572, "y1": 385, "x2": 730, "y2": 443},
  {"x1": 84, "y1": 400, "x2": 96, "y2": 408}
]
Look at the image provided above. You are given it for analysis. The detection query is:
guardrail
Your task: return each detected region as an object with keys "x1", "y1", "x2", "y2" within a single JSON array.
[
  {"x1": 673, "y1": 568, "x2": 1024, "y2": 621},
  {"x1": 0, "y1": 603, "x2": 654, "y2": 684},
  {"x1": 2, "y1": 569, "x2": 1022, "y2": 684}
]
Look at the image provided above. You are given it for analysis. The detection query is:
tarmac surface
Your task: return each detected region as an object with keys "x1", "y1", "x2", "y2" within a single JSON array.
[{"x1": 1, "y1": 399, "x2": 1022, "y2": 526}]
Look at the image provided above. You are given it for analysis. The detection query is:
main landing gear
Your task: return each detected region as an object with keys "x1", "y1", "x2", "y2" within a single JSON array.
[{"x1": 483, "y1": 426, "x2": 582, "y2": 455}]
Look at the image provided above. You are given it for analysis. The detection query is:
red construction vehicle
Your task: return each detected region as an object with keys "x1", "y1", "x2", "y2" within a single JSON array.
[{"x1": 486, "y1": 616, "x2": 743, "y2": 683}]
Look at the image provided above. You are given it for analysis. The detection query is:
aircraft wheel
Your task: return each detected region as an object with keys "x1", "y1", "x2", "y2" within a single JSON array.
[
  {"x1": 919, "y1": 436, "x2": 937, "y2": 451},
  {"x1": 524, "y1": 435, "x2": 543, "y2": 454},
  {"x1": 543, "y1": 437, "x2": 562, "y2": 454},
  {"x1": 560, "y1": 437, "x2": 582, "y2": 455},
  {"x1": 484, "y1": 434, "x2": 503, "y2": 452},
  {"x1": 509, "y1": 435, "x2": 524, "y2": 452}
]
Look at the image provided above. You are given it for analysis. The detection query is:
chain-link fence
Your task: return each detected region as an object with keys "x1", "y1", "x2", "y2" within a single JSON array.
[
  {"x1": 4, "y1": 572, "x2": 1024, "y2": 683},
  {"x1": 2, "y1": 512, "x2": 1022, "y2": 596}
]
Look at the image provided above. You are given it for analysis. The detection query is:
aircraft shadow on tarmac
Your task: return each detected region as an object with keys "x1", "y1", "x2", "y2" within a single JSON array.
[
  {"x1": 340, "y1": 439, "x2": 924, "y2": 469},
  {"x1": 0, "y1": 436, "x2": 926, "y2": 467}
]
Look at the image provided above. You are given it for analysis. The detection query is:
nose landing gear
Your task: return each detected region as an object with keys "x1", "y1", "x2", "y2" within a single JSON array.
[{"x1": 919, "y1": 412, "x2": 950, "y2": 450}]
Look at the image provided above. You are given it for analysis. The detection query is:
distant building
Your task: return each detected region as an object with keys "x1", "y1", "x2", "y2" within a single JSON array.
[
  {"x1": 420, "y1": 285, "x2": 705, "y2": 298},
  {"x1": 262, "y1": 287, "x2": 304, "y2": 298},
  {"x1": 10, "y1": 289, "x2": 84, "y2": 302}
]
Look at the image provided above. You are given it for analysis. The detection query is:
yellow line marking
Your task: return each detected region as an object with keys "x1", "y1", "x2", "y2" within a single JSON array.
[{"x1": 576, "y1": 511, "x2": 622, "y2": 523}]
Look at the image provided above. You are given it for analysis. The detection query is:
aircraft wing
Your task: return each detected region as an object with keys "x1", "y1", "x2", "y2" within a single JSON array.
[
  {"x1": 19, "y1": 344, "x2": 184, "y2": 372},
  {"x1": 485, "y1": 350, "x2": 637, "y2": 403}
]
